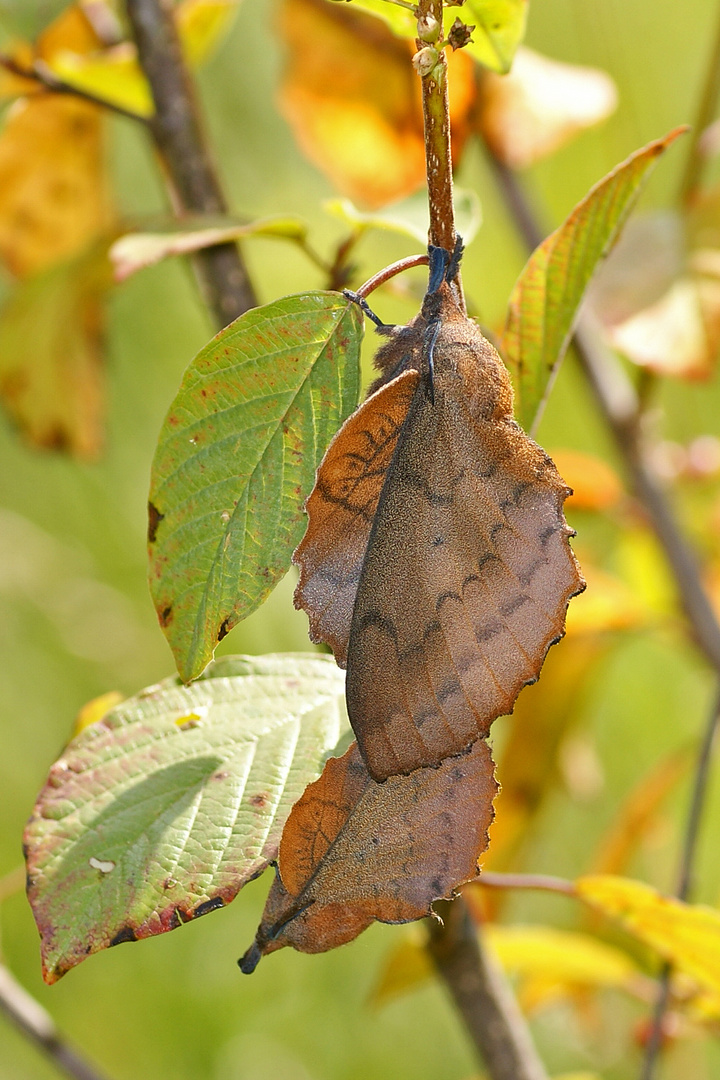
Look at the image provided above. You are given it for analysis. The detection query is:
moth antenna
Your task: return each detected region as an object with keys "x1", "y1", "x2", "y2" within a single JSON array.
[
  {"x1": 445, "y1": 236, "x2": 465, "y2": 282},
  {"x1": 342, "y1": 289, "x2": 389, "y2": 330},
  {"x1": 427, "y1": 245, "x2": 450, "y2": 294},
  {"x1": 425, "y1": 319, "x2": 442, "y2": 405}
]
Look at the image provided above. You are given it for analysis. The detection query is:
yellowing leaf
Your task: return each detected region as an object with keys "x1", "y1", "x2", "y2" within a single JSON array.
[
  {"x1": 477, "y1": 47, "x2": 618, "y2": 169},
  {"x1": 110, "y1": 216, "x2": 307, "y2": 282},
  {"x1": 277, "y1": 0, "x2": 477, "y2": 208},
  {"x1": 370, "y1": 923, "x2": 642, "y2": 1013},
  {"x1": 0, "y1": 243, "x2": 112, "y2": 459},
  {"x1": 564, "y1": 562, "x2": 647, "y2": 635},
  {"x1": 501, "y1": 129, "x2": 686, "y2": 432},
  {"x1": 41, "y1": 0, "x2": 239, "y2": 120},
  {"x1": 73, "y1": 691, "x2": 124, "y2": 736},
  {"x1": 607, "y1": 276, "x2": 720, "y2": 380},
  {"x1": 0, "y1": 4, "x2": 103, "y2": 99},
  {"x1": 48, "y1": 43, "x2": 154, "y2": 118},
  {"x1": 576, "y1": 875, "x2": 720, "y2": 997},
  {"x1": 177, "y1": 0, "x2": 241, "y2": 66},
  {"x1": 486, "y1": 924, "x2": 641, "y2": 1012},
  {"x1": 550, "y1": 449, "x2": 624, "y2": 512},
  {"x1": 0, "y1": 96, "x2": 111, "y2": 277},
  {"x1": 592, "y1": 750, "x2": 691, "y2": 877},
  {"x1": 462, "y1": 0, "x2": 528, "y2": 74},
  {"x1": 368, "y1": 932, "x2": 433, "y2": 1008}
]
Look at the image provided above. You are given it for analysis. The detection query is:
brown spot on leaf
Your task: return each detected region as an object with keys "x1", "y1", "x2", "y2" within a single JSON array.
[
  {"x1": 194, "y1": 897, "x2": 225, "y2": 918},
  {"x1": 110, "y1": 926, "x2": 137, "y2": 947},
  {"x1": 250, "y1": 793, "x2": 270, "y2": 809},
  {"x1": 147, "y1": 501, "x2": 164, "y2": 544},
  {"x1": 217, "y1": 617, "x2": 233, "y2": 642},
  {"x1": 159, "y1": 605, "x2": 173, "y2": 627}
]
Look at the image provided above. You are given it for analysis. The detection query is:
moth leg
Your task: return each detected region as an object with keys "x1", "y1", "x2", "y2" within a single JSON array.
[
  {"x1": 343, "y1": 289, "x2": 390, "y2": 330},
  {"x1": 445, "y1": 236, "x2": 465, "y2": 282},
  {"x1": 427, "y1": 245, "x2": 451, "y2": 294}
]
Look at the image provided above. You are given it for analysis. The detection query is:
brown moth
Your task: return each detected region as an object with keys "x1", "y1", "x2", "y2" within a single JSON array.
[{"x1": 294, "y1": 244, "x2": 584, "y2": 782}]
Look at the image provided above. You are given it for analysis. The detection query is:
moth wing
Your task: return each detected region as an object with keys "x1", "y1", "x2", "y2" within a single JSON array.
[
  {"x1": 293, "y1": 369, "x2": 420, "y2": 666},
  {"x1": 346, "y1": 384, "x2": 584, "y2": 780}
]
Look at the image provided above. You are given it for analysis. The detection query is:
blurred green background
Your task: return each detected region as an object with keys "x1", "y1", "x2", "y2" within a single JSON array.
[{"x1": 2, "y1": 0, "x2": 720, "y2": 1077}]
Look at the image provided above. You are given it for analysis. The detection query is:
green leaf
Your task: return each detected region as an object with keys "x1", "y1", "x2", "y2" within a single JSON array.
[
  {"x1": 110, "y1": 216, "x2": 307, "y2": 282},
  {"x1": 344, "y1": 0, "x2": 526, "y2": 73},
  {"x1": 461, "y1": 0, "x2": 527, "y2": 73},
  {"x1": 501, "y1": 128, "x2": 686, "y2": 433},
  {"x1": 0, "y1": 0, "x2": 69, "y2": 39},
  {"x1": 24, "y1": 653, "x2": 350, "y2": 983},
  {"x1": 148, "y1": 292, "x2": 363, "y2": 683}
]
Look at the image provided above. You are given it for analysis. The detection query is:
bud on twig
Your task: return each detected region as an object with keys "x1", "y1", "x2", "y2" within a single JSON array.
[{"x1": 413, "y1": 45, "x2": 439, "y2": 77}]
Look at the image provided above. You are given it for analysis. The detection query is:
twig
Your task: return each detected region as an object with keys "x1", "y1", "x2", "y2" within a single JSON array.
[
  {"x1": 416, "y1": 0, "x2": 455, "y2": 253},
  {"x1": 477, "y1": 872, "x2": 575, "y2": 896},
  {"x1": 427, "y1": 898, "x2": 549, "y2": 1080},
  {"x1": 0, "y1": 964, "x2": 112, "y2": 1080},
  {"x1": 356, "y1": 253, "x2": 430, "y2": 298},
  {"x1": 0, "y1": 55, "x2": 149, "y2": 124},
  {"x1": 125, "y1": 0, "x2": 257, "y2": 327}
]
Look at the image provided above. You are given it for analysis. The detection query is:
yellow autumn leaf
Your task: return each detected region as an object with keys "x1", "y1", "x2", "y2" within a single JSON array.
[
  {"x1": 369, "y1": 924, "x2": 643, "y2": 1013},
  {"x1": 0, "y1": 4, "x2": 102, "y2": 99},
  {"x1": 0, "y1": 95, "x2": 111, "y2": 277},
  {"x1": 592, "y1": 749, "x2": 691, "y2": 877},
  {"x1": 73, "y1": 691, "x2": 124, "y2": 736},
  {"x1": 42, "y1": 0, "x2": 241, "y2": 119},
  {"x1": 277, "y1": 0, "x2": 477, "y2": 208},
  {"x1": 486, "y1": 925, "x2": 643, "y2": 1013},
  {"x1": 550, "y1": 448, "x2": 624, "y2": 513},
  {"x1": 0, "y1": 242, "x2": 112, "y2": 459},
  {"x1": 576, "y1": 875, "x2": 720, "y2": 997}
]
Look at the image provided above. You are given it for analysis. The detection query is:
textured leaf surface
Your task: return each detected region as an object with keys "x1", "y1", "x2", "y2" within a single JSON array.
[
  {"x1": 240, "y1": 738, "x2": 497, "y2": 971},
  {"x1": 24, "y1": 654, "x2": 349, "y2": 984},
  {"x1": 576, "y1": 875, "x2": 720, "y2": 996},
  {"x1": 110, "y1": 216, "x2": 306, "y2": 282},
  {"x1": 501, "y1": 129, "x2": 685, "y2": 432},
  {"x1": 0, "y1": 243, "x2": 111, "y2": 459},
  {"x1": 148, "y1": 292, "x2": 362, "y2": 682}
]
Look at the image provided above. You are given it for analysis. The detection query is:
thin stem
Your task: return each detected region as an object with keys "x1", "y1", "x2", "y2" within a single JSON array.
[
  {"x1": 678, "y1": 4, "x2": 720, "y2": 206},
  {"x1": 416, "y1": 0, "x2": 455, "y2": 252},
  {"x1": 356, "y1": 253, "x2": 430, "y2": 298},
  {"x1": 477, "y1": 872, "x2": 575, "y2": 896},
  {"x1": 0, "y1": 55, "x2": 149, "y2": 124},
  {"x1": 427, "y1": 898, "x2": 549, "y2": 1080},
  {"x1": 124, "y1": 0, "x2": 257, "y2": 327},
  {"x1": 0, "y1": 965, "x2": 112, "y2": 1080}
]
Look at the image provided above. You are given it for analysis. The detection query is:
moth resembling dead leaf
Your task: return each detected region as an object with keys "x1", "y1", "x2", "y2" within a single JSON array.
[
  {"x1": 295, "y1": 245, "x2": 584, "y2": 782},
  {"x1": 239, "y1": 736, "x2": 497, "y2": 971},
  {"x1": 276, "y1": 0, "x2": 477, "y2": 209}
]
